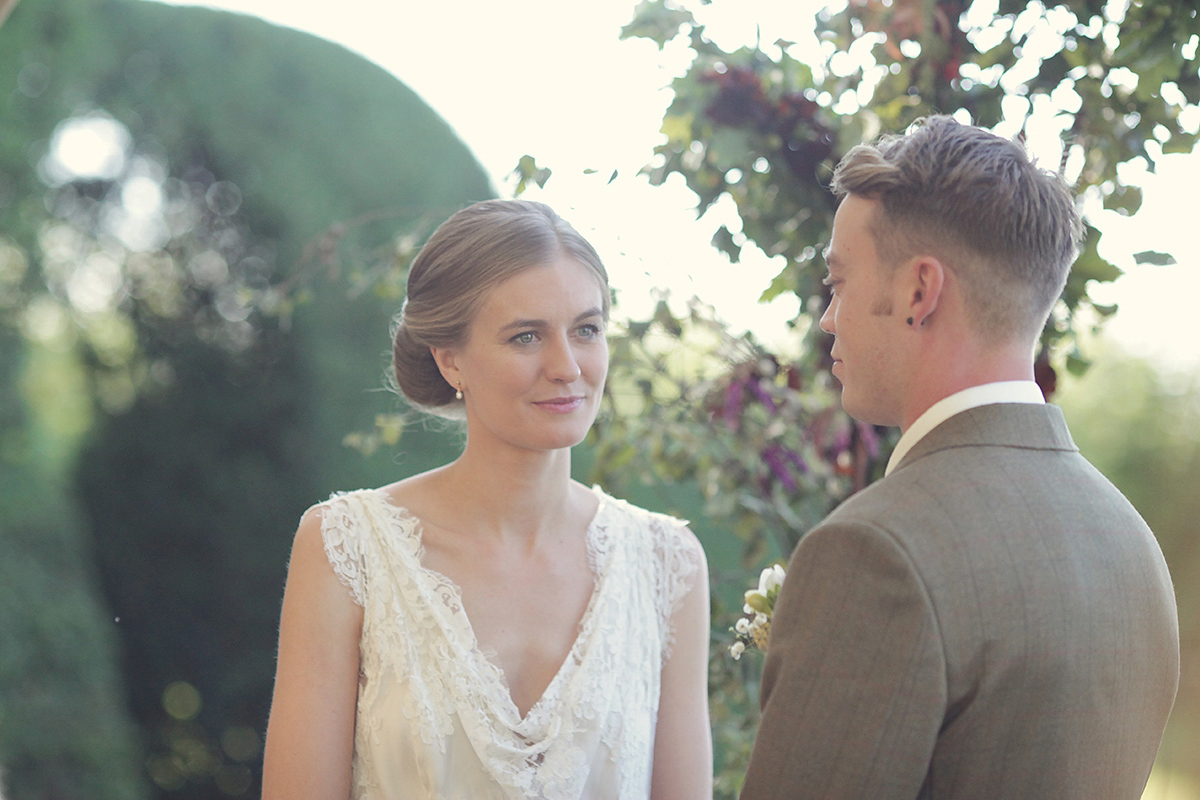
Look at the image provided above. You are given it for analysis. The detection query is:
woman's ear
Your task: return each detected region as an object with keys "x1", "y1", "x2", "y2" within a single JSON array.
[{"x1": 430, "y1": 346, "x2": 460, "y2": 392}]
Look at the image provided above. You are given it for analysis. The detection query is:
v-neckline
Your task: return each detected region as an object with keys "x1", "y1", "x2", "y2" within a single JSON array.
[{"x1": 373, "y1": 486, "x2": 609, "y2": 724}]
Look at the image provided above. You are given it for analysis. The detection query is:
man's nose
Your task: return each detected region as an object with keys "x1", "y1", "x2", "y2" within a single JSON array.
[{"x1": 819, "y1": 298, "x2": 837, "y2": 334}]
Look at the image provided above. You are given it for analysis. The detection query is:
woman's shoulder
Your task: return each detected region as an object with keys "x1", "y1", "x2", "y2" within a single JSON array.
[
  {"x1": 309, "y1": 467, "x2": 445, "y2": 522},
  {"x1": 301, "y1": 482, "x2": 429, "y2": 606},
  {"x1": 590, "y1": 485, "x2": 703, "y2": 558},
  {"x1": 590, "y1": 483, "x2": 680, "y2": 525},
  {"x1": 295, "y1": 490, "x2": 384, "y2": 610},
  {"x1": 590, "y1": 487, "x2": 708, "y2": 648},
  {"x1": 372, "y1": 467, "x2": 458, "y2": 520},
  {"x1": 301, "y1": 478, "x2": 437, "y2": 552},
  {"x1": 299, "y1": 487, "x2": 392, "y2": 534}
]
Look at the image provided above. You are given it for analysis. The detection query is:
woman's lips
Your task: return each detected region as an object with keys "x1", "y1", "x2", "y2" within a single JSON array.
[{"x1": 534, "y1": 396, "x2": 585, "y2": 413}]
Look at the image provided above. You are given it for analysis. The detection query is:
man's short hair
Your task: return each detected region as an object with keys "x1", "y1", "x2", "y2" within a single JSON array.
[{"x1": 830, "y1": 115, "x2": 1084, "y2": 341}]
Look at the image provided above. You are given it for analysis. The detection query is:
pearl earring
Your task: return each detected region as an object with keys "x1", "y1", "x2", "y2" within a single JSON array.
[{"x1": 455, "y1": 386, "x2": 463, "y2": 400}]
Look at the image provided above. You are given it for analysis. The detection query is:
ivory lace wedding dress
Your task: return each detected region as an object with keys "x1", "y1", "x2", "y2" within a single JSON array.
[{"x1": 318, "y1": 485, "x2": 702, "y2": 800}]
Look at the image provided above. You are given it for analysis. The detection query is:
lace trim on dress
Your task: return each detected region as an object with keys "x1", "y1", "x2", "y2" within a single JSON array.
[
  {"x1": 655, "y1": 513, "x2": 703, "y2": 660},
  {"x1": 598, "y1": 493, "x2": 702, "y2": 660},
  {"x1": 314, "y1": 485, "x2": 703, "y2": 800},
  {"x1": 319, "y1": 492, "x2": 369, "y2": 607}
]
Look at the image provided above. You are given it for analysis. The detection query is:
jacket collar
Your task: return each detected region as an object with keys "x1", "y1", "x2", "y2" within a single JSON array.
[{"x1": 892, "y1": 403, "x2": 1078, "y2": 474}]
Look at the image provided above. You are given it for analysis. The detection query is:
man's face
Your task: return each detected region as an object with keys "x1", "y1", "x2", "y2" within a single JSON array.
[{"x1": 819, "y1": 194, "x2": 907, "y2": 427}]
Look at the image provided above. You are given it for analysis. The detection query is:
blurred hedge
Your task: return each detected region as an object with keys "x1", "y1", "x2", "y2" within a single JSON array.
[{"x1": 0, "y1": 0, "x2": 492, "y2": 796}]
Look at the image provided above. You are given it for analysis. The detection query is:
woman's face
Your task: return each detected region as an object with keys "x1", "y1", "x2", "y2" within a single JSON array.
[{"x1": 440, "y1": 255, "x2": 609, "y2": 454}]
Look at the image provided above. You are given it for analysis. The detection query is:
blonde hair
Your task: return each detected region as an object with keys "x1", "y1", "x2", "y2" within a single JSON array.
[
  {"x1": 831, "y1": 116, "x2": 1083, "y2": 340},
  {"x1": 391, "y1": 199, "x2": 609, "y2": 416}
]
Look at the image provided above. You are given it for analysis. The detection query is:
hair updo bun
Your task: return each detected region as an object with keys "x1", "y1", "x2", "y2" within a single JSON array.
[
  {"x1": 390, "y1": 307, "x2": 458, "y2": 411},
  {"x1": 390, "y1": 199, "x2": 609, "y2": 418}
]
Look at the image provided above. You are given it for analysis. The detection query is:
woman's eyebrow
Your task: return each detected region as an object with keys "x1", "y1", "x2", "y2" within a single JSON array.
[{"x1": 498, "y1": 308, "x2": 603, "y2": 333}]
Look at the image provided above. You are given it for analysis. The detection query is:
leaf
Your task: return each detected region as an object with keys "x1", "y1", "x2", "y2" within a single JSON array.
[
  {"x1": 1133, "y1": 250, "x2": 1177, "y2": 266},
  {"x1": 1102, "y1": 184, "x2": 1143, "y2": 215},
  {"x1": 625, "y1": 320, "x2": 652, "y2": 340},
  {"x1": 620, "y1": 0, "x2": 696, "y2": 49},
  {"x1": 510, "y1": 154, "x2": 552, "y2": 196},
  {"x1": 653, "y1": 299, "x2": 684, "y2": 337},
  {"x1": 1066, "y1": 351, "x2": 1091, "y2": 376},
  {"x1": 1071, "y1": 226, "x2": 1123, "y2": 284},
  {"x1": 711, "y1": 224, "x2": 742, "y2": 263},
  {"x1": 660, "y1": 111, "x2": 695, "y2": 144},
  {"x1": 1164, "y1": 132, "x2": 1200, "y2": 155},
  {"x1": 758, "y1": 262, "x2": 794, "y2": 302},
  {"x1": 375, "y1": 412, "x2": 404, "y2": 446}
]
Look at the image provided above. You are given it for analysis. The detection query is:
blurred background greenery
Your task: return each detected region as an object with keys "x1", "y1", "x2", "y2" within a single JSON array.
[
  {"x1": 0, "y1": 0, "x2": 1196, "y2": 797},
  {"x1": 0, "y1": 0, "x2": 490, "y2": 795}
]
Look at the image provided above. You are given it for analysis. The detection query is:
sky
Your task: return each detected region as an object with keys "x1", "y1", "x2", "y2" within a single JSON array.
[{"x1": 150, "y1": 0, "x2": 1200, "y2": 375}]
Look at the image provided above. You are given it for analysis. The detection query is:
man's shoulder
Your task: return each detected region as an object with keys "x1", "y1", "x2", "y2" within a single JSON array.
[
  {"x1": 894, "y1": 402, "x2": 1076, "y2": 471},
  {"x1": 816, "y1": 411, "x2": 1153, "y2": 581}
]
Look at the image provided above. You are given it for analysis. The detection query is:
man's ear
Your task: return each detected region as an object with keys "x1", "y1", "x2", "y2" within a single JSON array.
[
  {"x1": 902, "y1": 256, "x2": 945, "y2": 327},
  {"x1": 430, "y1": 346, "x2": 460, "y2": 391}
]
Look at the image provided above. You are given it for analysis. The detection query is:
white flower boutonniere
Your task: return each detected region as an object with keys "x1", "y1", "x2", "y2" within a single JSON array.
[{"x1": 730, "y1": 564, "x2": 786, "y2": 659}]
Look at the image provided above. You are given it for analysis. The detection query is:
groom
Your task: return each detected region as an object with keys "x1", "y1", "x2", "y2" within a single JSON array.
[{"x1": 740, "y1": 116, "x2": 1179, "y2": 799}]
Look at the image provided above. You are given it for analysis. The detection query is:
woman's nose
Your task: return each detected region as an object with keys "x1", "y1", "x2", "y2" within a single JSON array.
[{"x1": 547, "y1": 336, "x2": 583, "y2": 383}]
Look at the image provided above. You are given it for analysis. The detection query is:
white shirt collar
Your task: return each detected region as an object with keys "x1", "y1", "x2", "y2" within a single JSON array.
[{"x1": 884, "y1": 380, "x2": 1045, "y2": 476}]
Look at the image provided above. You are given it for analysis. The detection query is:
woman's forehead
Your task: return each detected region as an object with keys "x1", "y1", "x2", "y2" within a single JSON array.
[{"x1": 475, "y1": 258, "x2": 606, "y2": 320}]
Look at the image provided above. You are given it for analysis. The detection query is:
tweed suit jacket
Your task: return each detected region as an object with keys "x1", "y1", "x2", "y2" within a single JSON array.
[{"x1": 740, "y1": 403, "x2": 1179, "y2": 800}]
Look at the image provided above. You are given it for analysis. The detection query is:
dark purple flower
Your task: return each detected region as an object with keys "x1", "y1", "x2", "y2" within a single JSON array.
[
  {"x1": 748, "y1": 379, "x2": 777, "y2": 412},
  {"x1": 722, "y1": 378, "x2": 746, "y2": 429},
  {"x1": 762, "y1": 444, "x2": 798, "y2": 493}
]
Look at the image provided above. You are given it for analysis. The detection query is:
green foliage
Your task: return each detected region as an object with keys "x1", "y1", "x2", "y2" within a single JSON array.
[
  {"x1": 0, "y1": 0, "x2": 493, "y2": 796},
  {"x1": 622, "y1": 0, "x2": 1199, "y2": 371},
  {"x1": 1057, "y1": 350, "x2": 1200, "y2": 784},
  {"x1": 0, "y1": 324, "x2": 147, "y2": 800},
  {"x1": 593, "y1": 301, "x2": 887, "y2": 560}
]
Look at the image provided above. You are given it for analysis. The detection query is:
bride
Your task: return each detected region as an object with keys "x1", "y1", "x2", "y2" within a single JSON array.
[{"x1": 262, "y1": 199, "x2": 712, "y2": 799}]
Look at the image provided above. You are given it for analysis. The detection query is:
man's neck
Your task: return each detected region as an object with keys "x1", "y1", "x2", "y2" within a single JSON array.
[
  {"x1": 901, "y1": 337, "x2": 1036, "y2": 433},
  {"x1": 886, "y1": 380, "x2": 1045, "y2": 475}
]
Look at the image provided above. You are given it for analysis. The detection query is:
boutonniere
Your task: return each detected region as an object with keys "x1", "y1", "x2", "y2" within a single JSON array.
[{"x1": 730, "y1": 564, "x2": 785, "y2": 659}]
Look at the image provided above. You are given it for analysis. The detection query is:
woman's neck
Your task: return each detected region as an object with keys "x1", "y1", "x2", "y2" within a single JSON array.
[{"x1": 437, "y1": 442, "x2": 579, "y2": 548}]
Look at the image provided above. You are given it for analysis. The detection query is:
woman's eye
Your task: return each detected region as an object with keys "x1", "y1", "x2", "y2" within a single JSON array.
[
  {"x1": 577, "y1": 324, "x2": 603, "y2": 339},
  {"x1": 512, "y1": 331, "x2": 537, "y2": 345}
]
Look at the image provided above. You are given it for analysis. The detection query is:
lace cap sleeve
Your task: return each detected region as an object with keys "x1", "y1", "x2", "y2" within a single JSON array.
[
  {"x1": 648, "y1": 510, "x2": 705, "y2": 659},
  {"x1": 317, "y1": 491, "x2": 370, "y2": 607}
]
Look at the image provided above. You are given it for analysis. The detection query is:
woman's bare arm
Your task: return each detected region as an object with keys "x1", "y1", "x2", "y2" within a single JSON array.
[
  {"x1": 651, "y1": 529, "x2": 713, "y2": 800},
  {"x1": 262, "y1": 507, "x2": 363, "y2": 800}
]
